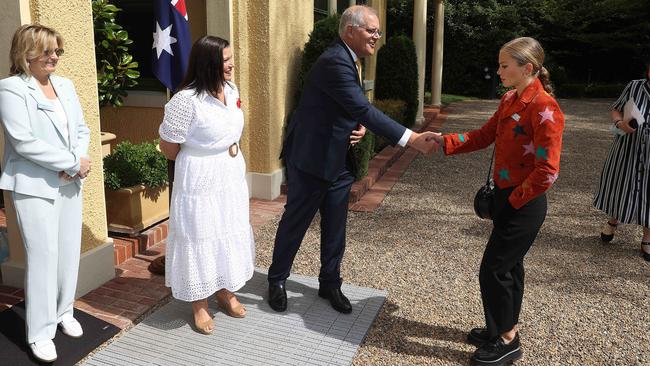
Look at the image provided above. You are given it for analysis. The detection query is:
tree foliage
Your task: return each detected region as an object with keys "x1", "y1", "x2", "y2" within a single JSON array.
[{"x1": 385, "y1": 0, "x2": 650, "y2": 97}]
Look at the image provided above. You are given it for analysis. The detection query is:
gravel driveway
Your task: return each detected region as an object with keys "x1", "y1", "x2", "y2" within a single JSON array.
[{"x1": 254, "y1": 98, "x2": 650, "y2": 365}]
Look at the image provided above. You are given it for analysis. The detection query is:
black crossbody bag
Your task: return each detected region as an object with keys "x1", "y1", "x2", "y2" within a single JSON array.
[{"x1": 473, "y1": 148, "x2": 495, "y2": 220}]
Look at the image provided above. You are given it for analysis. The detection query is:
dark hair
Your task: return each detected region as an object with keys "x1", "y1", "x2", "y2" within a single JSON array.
[
  {"x1": 645, "y1": 57, "x2": 650, "y2": 80},
  {"x1": 178, "y1": 35, "x2": 229, "y2": 95}
]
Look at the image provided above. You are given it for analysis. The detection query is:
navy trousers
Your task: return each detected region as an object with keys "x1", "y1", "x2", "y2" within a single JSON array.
[
  {"x1": 480, "y1": 186, "x2": 547, "y2": 338},
  {"x1": 268, "y1": 161, "x2": 354, "y2": 289}
]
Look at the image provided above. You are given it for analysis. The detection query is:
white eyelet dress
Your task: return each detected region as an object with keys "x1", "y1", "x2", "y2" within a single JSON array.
[{"x1": 159, "y1": 83, "x2": 255, "y2": 302}]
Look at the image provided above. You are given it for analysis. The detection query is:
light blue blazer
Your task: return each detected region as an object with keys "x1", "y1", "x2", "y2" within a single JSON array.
[{"x1": 0, "y1": 74, "x2": 90, "y2": 200}]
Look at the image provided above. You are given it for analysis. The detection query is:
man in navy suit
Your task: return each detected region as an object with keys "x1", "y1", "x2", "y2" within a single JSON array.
[{"x1": 268, "y1": 5, "x2": 439, "y2": 313}]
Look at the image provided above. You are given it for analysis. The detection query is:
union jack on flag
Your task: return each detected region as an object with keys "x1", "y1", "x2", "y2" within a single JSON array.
[{"x1": 152, "y1": 0, "x2": 191, "y2": 92}]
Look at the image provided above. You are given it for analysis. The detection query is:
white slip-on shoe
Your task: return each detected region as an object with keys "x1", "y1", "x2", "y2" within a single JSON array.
[
  {"x1": 29, "y1": 339, "x2": 57, "y2": 362},
  {"x1": 59, "y1": 315, "x2": 83, "y2": 338}
]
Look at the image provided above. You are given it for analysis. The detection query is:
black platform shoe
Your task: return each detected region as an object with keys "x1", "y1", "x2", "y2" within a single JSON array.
[{"x1": 600, "y1": 220, "x2": 618, "y2": 242}]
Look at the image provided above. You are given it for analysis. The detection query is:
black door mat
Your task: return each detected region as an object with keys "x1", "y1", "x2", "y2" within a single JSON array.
[{"x1": 0, "y1": 301, "x2": 120, "y2": 365}]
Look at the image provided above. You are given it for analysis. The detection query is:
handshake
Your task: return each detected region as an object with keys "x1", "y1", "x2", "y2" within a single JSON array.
[
  {"x1": 408, "y1": 131, "x2": 444, "y2": 156},
  {"x1": 349, "y1": 125, "x2": 444, "y2": 156}
]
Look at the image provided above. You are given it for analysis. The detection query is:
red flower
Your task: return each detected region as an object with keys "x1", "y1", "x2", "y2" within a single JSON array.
[{"x1": 236, "y1": 98, "x2": 242, "y2": 109}]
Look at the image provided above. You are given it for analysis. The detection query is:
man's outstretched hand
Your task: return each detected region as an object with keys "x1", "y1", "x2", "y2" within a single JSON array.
[{"x1": 408, "y1": 131, "x2": 442, "y2": 156}]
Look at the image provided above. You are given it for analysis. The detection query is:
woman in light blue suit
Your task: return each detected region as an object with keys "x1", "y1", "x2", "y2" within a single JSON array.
[{"x1": 0, "y1": 24, "x2": 91, "y2": 363}]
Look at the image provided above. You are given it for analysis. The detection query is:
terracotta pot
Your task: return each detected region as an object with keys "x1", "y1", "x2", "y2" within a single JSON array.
[{"x1": 105, "y1": 184, "x2": 169, "y2": 235}]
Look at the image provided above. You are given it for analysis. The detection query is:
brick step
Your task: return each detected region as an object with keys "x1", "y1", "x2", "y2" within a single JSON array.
[{"x1": 111, "y1": 222, "x2": 168, "y2": 265}]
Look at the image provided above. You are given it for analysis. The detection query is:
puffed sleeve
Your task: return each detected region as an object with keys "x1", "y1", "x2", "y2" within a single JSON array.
[
  {"x1": 508, "y1": 97, "x2": 565, "y2": 209},
  {"x1": 611, "y1": 81, "x2": 634, "y2": 112},
  {"x1": 159, "y1": 91, "x2": 195, "y2": 144}
]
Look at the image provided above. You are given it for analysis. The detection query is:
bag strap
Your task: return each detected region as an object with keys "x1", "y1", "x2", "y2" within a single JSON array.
[{"x1": 486, "y1": 146, "x2": 495, "y2": 184}]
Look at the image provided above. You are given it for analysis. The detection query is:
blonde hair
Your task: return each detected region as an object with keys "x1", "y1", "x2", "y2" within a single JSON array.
[
  {"x1": 10, "y1": 23, "x2": 63, "y2": 76},
  {"x1": 501, "y1": 37, "x2": 553, "y2": 96}
]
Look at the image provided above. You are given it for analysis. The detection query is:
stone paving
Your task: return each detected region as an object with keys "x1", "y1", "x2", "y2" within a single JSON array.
[{"x1": 82, "y1": 271, "x2": 386, "y2": 366}]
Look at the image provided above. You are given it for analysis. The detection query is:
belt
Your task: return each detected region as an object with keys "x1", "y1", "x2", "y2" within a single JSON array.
[{"x1": 181, "y1": 143, "x2": 239, "y2": 157}]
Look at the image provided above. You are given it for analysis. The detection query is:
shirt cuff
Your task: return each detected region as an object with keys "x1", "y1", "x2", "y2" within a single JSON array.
[
  {"x1": 397, "y1": 129, "x2": 412, "y2": 147},
  {"x1": 64, "y1": 152, "x2": 81, "y2": 177}
]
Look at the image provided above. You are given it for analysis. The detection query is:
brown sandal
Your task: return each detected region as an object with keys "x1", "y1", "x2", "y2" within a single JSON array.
[
  {"x1": 194, "y1": 317, "x2": 214, "y2": 335},
  {"x1": 215, "y1": 291, "x2": 246, "y2": 318}
]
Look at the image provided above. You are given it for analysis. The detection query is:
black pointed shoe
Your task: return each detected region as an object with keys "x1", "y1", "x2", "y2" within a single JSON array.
[
  {"x1": 318, "y1": 288, "x2": 352, "y2": 314},
  {"x1": 600, "y1": 220, "x2": 618, "y2": 242},
  {"x1": 471, "y1": 333, "x2": 522, "y2": 366},
  {"x1": 268, "y1": 282, "x2": 287, "y2": 312},
  {"x1": 467, "y1": 327, "x2": 490, "y2": 347}
]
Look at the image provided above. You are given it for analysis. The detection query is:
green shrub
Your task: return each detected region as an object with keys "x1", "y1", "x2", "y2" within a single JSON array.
[
  {"x1": 103, "y1": 141, "x2": 168, "y2": 190},
  {"x1": 352, "y1": 132, "x2": 376, "y2": 181},
  {"x1": 295, "y1": 15, "x2": 340, "y2": 104},
  {"x1": 585, "y1": 84, "x2": 626, "y2": 98},
  {"x1": 373, "y1": 99, "x2": 406, "y2": 153},
  {"x1": 92, "y1": 0, "x2": 140, "y2": 107},
  {"x1": 556, "y1": 83, "x2": 586, "y2": 98},
  {"x1": 556, "y1": 83, "x2": 626, "y2": 98},
  {"x1": 375, "y1": 35, "x2": 418, "y2": 128},
  {"x1": 373, "y1": 99, "x2": 407, "y2": 124}
]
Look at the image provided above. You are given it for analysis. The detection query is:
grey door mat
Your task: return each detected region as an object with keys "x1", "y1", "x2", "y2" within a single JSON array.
[{"x1": 82, "y1": 270, "x2": 387, "y2": 366}]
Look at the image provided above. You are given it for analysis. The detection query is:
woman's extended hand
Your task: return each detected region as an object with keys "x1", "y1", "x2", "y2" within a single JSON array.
[{"x1": 431, "y1": 133, "x2": 445, "y2": 148}]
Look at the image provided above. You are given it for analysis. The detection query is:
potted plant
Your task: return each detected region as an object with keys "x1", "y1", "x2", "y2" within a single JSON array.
[{"x1": 103, "y1": 140, "x2": 169, "y2": 234}]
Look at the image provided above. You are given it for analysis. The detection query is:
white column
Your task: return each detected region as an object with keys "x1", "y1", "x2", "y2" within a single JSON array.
[
  {"x1": 349, "y1": 0, "x2": 356, "y2": 8},
  {"x1": 328, "y1": 0, "x2": 337, "y2": 15},
  {"x1": 412, "y1": 0, "x2": 427, "y2": 126},
  {"x1": 431, "y1": 0, "x2": 444, "y2": 107}
]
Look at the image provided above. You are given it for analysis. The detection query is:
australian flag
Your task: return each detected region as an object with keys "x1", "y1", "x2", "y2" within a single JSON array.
[{"x1": 152, "y1": 0, "x2": 191, "y2": 92}]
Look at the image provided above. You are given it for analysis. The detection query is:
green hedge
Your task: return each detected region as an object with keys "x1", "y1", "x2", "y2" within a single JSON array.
[
  {"x1": 103, "y1": 141, "x2": 168, "y2": 190},
  {"x1": 556, "y1": 83, "x2": 626, "y2": 98},
  {"x1": 373, "y1": 99, "x2": 406, "y2": 153},
  {"x1": 352, "y1": 132, "x2": 376, "y2": 181},
  {"x1": 295, "y1": 15, "x2": 340, "y2": 104},
  {"x1": 375, "y1": 35, "x2": 418, "y2": 128}
]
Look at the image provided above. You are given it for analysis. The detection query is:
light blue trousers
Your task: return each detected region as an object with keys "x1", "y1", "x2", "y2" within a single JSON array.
[{"x1": 12, "y1": 183, "x2": 82, "y2": 344}]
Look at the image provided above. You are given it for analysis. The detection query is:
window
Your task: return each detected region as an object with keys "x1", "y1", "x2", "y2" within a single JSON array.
[{"x1": 112, "y1": 0, "x2": 165, "y2": 91}]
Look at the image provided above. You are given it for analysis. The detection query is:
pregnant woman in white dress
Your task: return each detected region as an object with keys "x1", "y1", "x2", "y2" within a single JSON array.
[{"x1": 158, "y1": 36, "x2": 254, "y2": 335}]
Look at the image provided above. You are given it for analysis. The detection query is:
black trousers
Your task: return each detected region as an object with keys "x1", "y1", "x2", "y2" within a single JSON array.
[
  {"x1": 268, "y1": 162, "x2": 354, "y2": 289},
  {"x1": 480, "y1": 186, "x2": 547, "y2": 338}
]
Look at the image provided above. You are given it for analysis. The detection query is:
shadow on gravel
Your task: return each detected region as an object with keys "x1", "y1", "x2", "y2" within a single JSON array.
[{"x1": 364, "y1": 301, "x2": 473, "y2": 363}]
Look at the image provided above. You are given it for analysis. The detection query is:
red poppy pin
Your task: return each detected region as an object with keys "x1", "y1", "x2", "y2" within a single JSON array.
[{"x1": 236, "y1": 98, "x2": 242, "y2": 109}]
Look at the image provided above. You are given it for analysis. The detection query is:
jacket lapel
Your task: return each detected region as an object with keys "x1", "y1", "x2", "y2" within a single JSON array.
[
  {"x1": 338, "y1": 38, "x2": 363, "y2": 88},
  {"x1": 50, "y1": 76, "x2": 74, "y2": 146},
  {"x1": 24, "y1": 75, "x2": 68, "y2": 145},
  {"x1": 501, "y1": 79, "x2": 542, "y2": 121}
]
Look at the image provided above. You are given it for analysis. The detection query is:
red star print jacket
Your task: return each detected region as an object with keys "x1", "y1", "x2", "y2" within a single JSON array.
[{"x1": 443, "y1": 78, "x2": 565, "y2": 209}]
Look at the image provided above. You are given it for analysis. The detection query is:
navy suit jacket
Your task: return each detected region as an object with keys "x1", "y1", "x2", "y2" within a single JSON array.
[{"x1": 285, "y1": 38, "x2": 406, "y2": 182}]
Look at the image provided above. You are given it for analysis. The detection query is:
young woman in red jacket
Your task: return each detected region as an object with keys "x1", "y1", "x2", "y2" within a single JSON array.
[{"x1": 433, "y1": 37, "x2": 564, "y2": 366}]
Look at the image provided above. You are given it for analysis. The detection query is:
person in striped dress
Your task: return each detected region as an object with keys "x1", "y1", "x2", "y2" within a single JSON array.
[{"x1": 594, "y1": 59, "x2": 650, "y2": 262}]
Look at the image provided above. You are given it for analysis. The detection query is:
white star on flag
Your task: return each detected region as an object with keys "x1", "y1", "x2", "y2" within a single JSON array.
[
  {"x1": 152, "y1": 22, "x2": 177, "y2": 59},
  {"x1": 522, "y1": 141, "x2": 535, "y2": 156},
  {"x1": 544, "y1": 172, "x2": 558, "y2": 185},
  {"x1": 538, "y1": 107, "x2": 555, "y2": 124}
]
